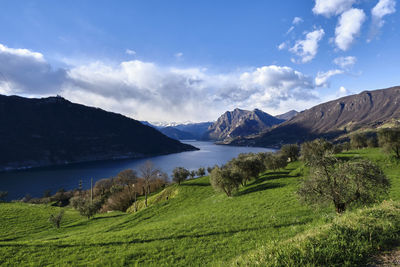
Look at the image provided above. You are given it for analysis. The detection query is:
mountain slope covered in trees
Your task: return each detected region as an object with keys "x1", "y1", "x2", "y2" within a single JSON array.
[
  {"x1": 0, "y1": 95, "x2": 197, "y2": 170},
  {"x1": 230, "y1": 86, "x2": 400, "y2": 147}
]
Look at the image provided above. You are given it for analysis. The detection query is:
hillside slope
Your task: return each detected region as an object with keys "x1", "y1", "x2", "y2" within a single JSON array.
[
  {"x1": 204, "y1": 108, "x2": 284, "y2": 141},
  {"x1": 0, "y1": 148, "x2": 399, "y2": 266},
  {"x1": 0, "y1": 95, "x2": 197, "y2": 170},
  {"x1": 232, "y1": 86, "x2": 400, "y2": 147}
]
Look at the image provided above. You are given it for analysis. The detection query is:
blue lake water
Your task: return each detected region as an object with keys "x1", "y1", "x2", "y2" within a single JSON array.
[{"x1": 0, "y1": 141, "x2": 274, "y2": 200}]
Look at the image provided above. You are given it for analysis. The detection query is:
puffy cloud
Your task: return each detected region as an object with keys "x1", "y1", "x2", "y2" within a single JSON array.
[
  {"x1": 315, "y1": 69, "x2": 344, "y2": 87},
  {"x1": 372, "y1": 0, "x2": 396, "y2": 19},
  {"x1": 289, "y1": 29, "x2": 325, "y2": 63},
  {"x1": 335, "y1": 8, "x2": 366, "y2": 51},
  {"x1": 0, "y1": 43, "x2": 66, "y2": 95},
  {"x1": 369, "y1": 0, "x2": 396, "y2": 41},
  {"x1": 312, "y1": 0, "x2": 356, "y2": 17},
  {"x1": 125, "y1": 49, "x2": 136, "y2": 55},
  {"x1": 65, "y1": 62, "x2": 316, "y2": 121},
  {"x1": 333, "y1": 56, "x2": 357, "y2": 68},
  {"x1": 0, "y1": 43, "x2": 321, "y2": 122}
]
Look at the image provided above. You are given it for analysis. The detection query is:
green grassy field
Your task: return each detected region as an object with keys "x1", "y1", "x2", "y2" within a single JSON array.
[{"x1": 0, "y1": 148, "x2": 399, "y2": 266}]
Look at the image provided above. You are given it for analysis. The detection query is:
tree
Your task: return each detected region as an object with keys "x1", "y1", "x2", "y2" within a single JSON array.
[
  {"x1": 298, "y1": 158, "x2": 389, "y2": 213},
  {"x1": 207, "y1": 166, "x2": 214, "y2": 174},
  {"x1": 196, "y1": 167, "x2": 206, "y2": 177},
  {"x1": 49, "y1": 210, "x2": 64, "y2": 228},
  {"x1": 280, "y1": 144, "x2": 300, "y2": 162},
  {"x1": 189, "y1": 170, "x2": 196, "y2": 179},
  {"x1": 378, "y1": 128, "x2": 400, "y2": 159},
  {"x1": 300, "y1": 139, "x2": 333, "y2": 166},
  {"x1": 228, "y1": 153, "x2": 264, "y2": 185},
  {"x1": 210, "y1": 166, "x2": 242, "y2": 197},
  {"x1": 350, "y1": 133, "x2": 367, "y2": 149},
  {"x1": 172, "y1": 167, "x2": 190, "y2": 185},
  {"x1": 71, "y1": 196, "x2": 101, "y2": 219},
  {"x1": 263, "y1": 153, "x2": 288, "y2": 171},
  {"x1": 139, "y1": 161, "x2": 159, "y2": 207}
]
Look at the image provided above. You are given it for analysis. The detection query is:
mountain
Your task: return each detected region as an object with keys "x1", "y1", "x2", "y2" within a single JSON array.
[
  {"x1": 0, "y1": 95, "x2": 197, "y2": 171},
  {"x1": 173, "y1": 122, "x2": 213, "y2": 140},
  {"x1": 204, "y1": 108, "x2": 284, "y2": 141},
  {"x1": 158, "y1": 127, "x2": 195, "y2": 140},
  {"x1": 230, "y1": 86, "x2": 400, "y2": 147},
  {"x1": 140, "y1": 121, "x2": 212, "y2": 140},
  {"x1": 275, "y1": 110, "x2": 298, "y2": 121}
]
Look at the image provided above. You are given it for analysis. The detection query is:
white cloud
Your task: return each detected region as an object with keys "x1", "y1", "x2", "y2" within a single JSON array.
[
  {"x1": 369, "y1": 0, "x2": 396, "y2": 41},
  {"x1": 333, "y1": 56, "x2": 357, "y2": 68},
  {"x1": 335, "y1": 8, "x2": 366, "y2": 51},
  {"x1": 372, "y1": 0, "x2": 396, "y2": 18},
  {"x1": 0, "y1": 43, "x2": 65, "y2": 95},
  {"x1": 125, "y1": 49, "x2": 136, "y2": 56},
  {"x1": 278, "y1": 42, "x2": 287, "y2": 50},
  {"x1": 289, "y1": 29, "x2": 325, "y2": 63},
  {"x1": 292, "y1": 17, "x2": 304, "y2": 24},
  {"x1": 337, "y1": 86, "x2": 349, "y2": 97},
  {"x1": 286, "y1": 26, "x2": 295, "y2": 34},
  {"x1": 315, "y1": 69, "x2": 344, "y2": 87},
  {"x1": 0, "y1": 43, "x2": 322, "y2": 122},
  {"x1": 312, "y1": 0, "x2": 356, "y2": 17}
]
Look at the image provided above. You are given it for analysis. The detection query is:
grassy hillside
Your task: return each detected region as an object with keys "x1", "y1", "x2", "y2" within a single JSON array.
[{"x1": 0, "y1": 148, "x2": 399, "y2": 266}]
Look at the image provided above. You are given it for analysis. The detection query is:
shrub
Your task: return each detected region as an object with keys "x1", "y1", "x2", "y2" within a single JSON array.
[
  {"x1": 350, "y1": 133, "x2": 368, "y2": 149},
  {"x1": 70, "y1": 196, "x2": 101, "y2": 219},
  {"x1": 103, "y1": 187, "x2": 136, "y2": 212},
  {"x1": 49, "y1": 210, "x2": 64, "y2": 228}
]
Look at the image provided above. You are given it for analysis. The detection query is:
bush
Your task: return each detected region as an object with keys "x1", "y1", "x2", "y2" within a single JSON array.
[
  {"x1": 210, "y1": 166, "x2": 242, "y2": 197},
  {"x1": 103, "y1": 187, "x2": 135, "y2": 212},
  {"x1": 49, "y1": 210, "x2": 64, "y2": 228}
]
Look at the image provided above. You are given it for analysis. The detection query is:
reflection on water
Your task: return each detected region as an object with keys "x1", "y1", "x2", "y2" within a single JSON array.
[{"x1": 0, "y1": 141, "x2": 275, "y2": 200}]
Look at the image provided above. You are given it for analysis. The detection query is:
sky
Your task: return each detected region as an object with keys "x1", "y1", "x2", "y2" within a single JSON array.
[{"x1": 0, "y1": 0, "x2": 399, "y2": 123}]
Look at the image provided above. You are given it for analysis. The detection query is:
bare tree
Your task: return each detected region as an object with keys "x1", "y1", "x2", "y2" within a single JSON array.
[{"x1": 139, "y1": 161, "x2": 159, "y2": 207}]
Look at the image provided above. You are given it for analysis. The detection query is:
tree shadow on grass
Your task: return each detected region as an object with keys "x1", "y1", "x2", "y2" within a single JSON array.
[
  {"x1": 0, "y1": 221, "x2": 312, "y2": 248},
  {"x1": 180, "y1": 183, "x2": 210, "y2": 187},
  {"x1": 236, "y1": 182, "x2": 285, "y2": 196}
]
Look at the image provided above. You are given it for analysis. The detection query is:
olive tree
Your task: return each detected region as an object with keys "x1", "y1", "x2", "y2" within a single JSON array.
[
  {"x1": 49, "y1": 210, "x2": 64, "y2": 228},
  {"x1": 228, "y1": 153, "x2": 265, "y2": 185},
  {"x1": 350, "y1": 133, "x2": 367, "y2": 149},
  {"x1": 263, "y1": 153, "x2": 288, "y2": 171},
  {"x1": 300, "y1": 138, "x2": 333, "y2": 166},
  {"x1": 378, "y1": 128, "x2": 400, "y2": 159},
  {"x1": 280, "y1": 144, "x2": 300, "y2": 162},
  {"x1": 210, "y1": 166, "x2": 242, "y2": 197},
  {"x1": 298, "y1": 158, "x2": 389, "y2": 213},
  {"x1": 196, "y1": 167, "x2": 206, "y2": 177},
  {"x1": 172, "y1": 167, "x2": 190, "y2": 185}
]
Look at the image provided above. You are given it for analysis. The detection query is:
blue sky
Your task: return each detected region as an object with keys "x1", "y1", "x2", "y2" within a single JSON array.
[{"x1": 0, "y1": 0, "x2": 399, "y2": 123}]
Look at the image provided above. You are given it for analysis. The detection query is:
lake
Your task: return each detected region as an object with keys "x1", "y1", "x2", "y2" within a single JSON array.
[{"x1": 0, "y1": 141, "x2": 275, "y2": 200}]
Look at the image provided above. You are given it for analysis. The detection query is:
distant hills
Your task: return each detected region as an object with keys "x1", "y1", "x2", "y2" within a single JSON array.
[
  {"x1": 275, "y1": 110, "x2": 298, "y2": 121},
  {"x1": 230, "y1": 86, "x2": 400, "y2": 147},
  {"x1": 0, "y1": 95, "x2": 197, "y2": 171},
  {"x1": 204, "y1": 108, "x2": 284, "y2": 142}
]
